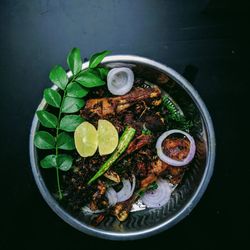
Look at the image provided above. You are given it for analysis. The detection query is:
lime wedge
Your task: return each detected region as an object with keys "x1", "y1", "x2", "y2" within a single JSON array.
[
  {"x1": 74, "y1": 121, "x2": 98, "y2": 157},
  {"x1": 98, "y1": 119, "x2": 118, "y2": 156}
]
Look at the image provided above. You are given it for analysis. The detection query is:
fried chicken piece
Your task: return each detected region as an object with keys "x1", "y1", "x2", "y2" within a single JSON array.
[
  {"x1": 111, "y1": 197, "x2": 136, "y2": 221},
  {"x1": 126, "y1": 134, "x2": 153, "y2": 154},
  {"x1": 140, "y1": 138, "x2": 190, "y2": 188},
  {"x1": 118, "y1": 134, "x2": 153, "y2": 161},
  {"x1": 163, "y1": 138, "x2": 190, "y2": 161},
  {"x1": 81, "y1": 87, "x2": 161, "y2": 118},
  {"x1": 89, "y1": 181, "x2": 108, "y2": 211},
  {"x1": 140, "y1": 159, "x2": 170, "y2": 188}
]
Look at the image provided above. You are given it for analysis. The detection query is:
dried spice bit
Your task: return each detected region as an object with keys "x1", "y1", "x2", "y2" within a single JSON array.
[
  {"x1": 135, "y1": 162, "x2": 148, "y2": 179},
  {"x1": 90, "y1": 87, "x2": 107, "y2": 98},
  {"x1": 104, "y1": 170, "x2": 121, "y2": 183},
  {"x1": 141, "y1": 111, "x2": 165, "y2": 132},
  {"x1": 124, "y1": 112, "x2": 135, "y2": 125},
  {"x1": 91, "y1": 213, "x2": 106, "y2": 226},
  {"x1": 108, "y1": 116, "x2": 124, "y2": 134},
  {"x1": 134, "y1": 78, "x2": 145, "y2": 87},
  {"x1": 63, "y1": 179, "x2": 96, "y2": 211}
]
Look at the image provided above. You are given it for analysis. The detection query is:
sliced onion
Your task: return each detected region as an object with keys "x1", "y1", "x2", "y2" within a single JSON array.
[
  {"x1": 156, "y1": 129, "x2": 196, "y2": 167},
  {"x1": 117, "y1": 175, "x2": 136, "y2": 202},
  {"x1": 105, "y1": 175, "x2": 136, "y2": 206},
  {"x1": 141, "y1": 178, "x2": 172, "y2": 208},
  {"x1": 105, "y1": 187, "x2": 118, "y2": 206},
  {"x1": 107, "y1": 67, "x2": 134, "y2": 95}
]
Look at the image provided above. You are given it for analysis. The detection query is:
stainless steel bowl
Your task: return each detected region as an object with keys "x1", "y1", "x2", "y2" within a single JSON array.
[{"x1": 29, "y1": 55, "x2": 215, "y2": 240}]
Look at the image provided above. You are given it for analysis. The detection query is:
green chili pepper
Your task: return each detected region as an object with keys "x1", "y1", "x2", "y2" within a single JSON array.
[{"x1": 87, "y1": 126, "x2": 136, "y2": 185}]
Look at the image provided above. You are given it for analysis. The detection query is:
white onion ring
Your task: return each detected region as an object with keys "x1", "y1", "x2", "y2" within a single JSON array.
[
  {"x1": 156, "y1": 129, "x2": 196, "y2": 167},
  {"x1": 141, "y1": 178, "x2": 172, "y2": 208},
  {"x1": 107, "y1": 67, "x2": 134, "y2": 95},
  {"x1": 106, "y1": 175, "x2": 136, "y2": 206}
]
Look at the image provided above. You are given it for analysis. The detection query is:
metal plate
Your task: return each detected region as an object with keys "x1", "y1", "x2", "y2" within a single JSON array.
[{"x1": 29, "y1": 55, "x2": 215, "y2": 240}]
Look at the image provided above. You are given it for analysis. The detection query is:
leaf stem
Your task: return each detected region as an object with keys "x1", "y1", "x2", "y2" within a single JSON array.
[
  {"x1": 55, "y1": 75, "x2": 76, "y2": 200},
  {"x1": 56, "y1": 167, "x2": 63, "y2": 200}
]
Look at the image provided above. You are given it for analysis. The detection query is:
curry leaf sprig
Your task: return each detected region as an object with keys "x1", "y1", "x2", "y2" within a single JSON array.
[{"x1": 34, "y1": 48, "x2": 111, "y2": 199}]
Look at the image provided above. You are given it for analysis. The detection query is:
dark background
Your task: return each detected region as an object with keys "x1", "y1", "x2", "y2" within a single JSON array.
[{"x1": 0, "y1": 0, "x2": 249, "y2": 249}]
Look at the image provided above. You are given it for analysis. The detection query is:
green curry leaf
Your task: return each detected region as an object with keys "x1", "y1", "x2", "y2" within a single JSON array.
[
  {"x1": 40, "y1": 154, "x2": 57, "y2": 168},
  {"x1": 61, "y1": 96, "x2": 85, "y2": 113},
  {"x1": 66, "y1": 81, "x2": 89, "y2": 98},
  {"x1": 43, "y1": 88, "x2": 61, "y2": 108},
  {"x1": 49, "y1": 65, "x2": 68, "y2": 90},
  {"x1": 57, "y1": 132, "x2": 75, "y2": 150},
  {"x1": 67, "y1": 48, "x2": 82, "y2": 75},
  {"x1": 75, "y1": 70, "x2": 105, "y2": 88},
  {"x1": 36, "y1": 110, "x2": 58, "y2": 128},
  {"x1": 57, "y1": 154, "x2": 73, "y2": 171},
  {"x1": 89, "y1": 50, "x2": 111, "y2": 68},
  {"x1": 60, "y1": 115, "x2": 85, "y2": 132},
  {"x1": 34, "y1": 131, "x2": 55, "y2": 149}
]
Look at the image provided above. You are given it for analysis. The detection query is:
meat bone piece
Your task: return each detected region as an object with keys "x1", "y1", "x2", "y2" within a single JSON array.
[{"x1": 81, "y1": 87, "x2": 162, "y2": 118}]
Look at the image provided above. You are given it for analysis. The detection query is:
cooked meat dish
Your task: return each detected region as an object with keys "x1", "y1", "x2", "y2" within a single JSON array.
[
  {"x1": 34, "y1": 50, "x2": 197, "y2": 227},
  {"x1": 62, "y1": 79, "x2": 196, "y2": 224}
]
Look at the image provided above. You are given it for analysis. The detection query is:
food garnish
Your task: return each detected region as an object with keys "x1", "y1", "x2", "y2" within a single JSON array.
[
  {"x1": 106, "y1": 175, "x2": 136, "y2": 206},
  {"x1": 34, "y1": 47, "x2": 198, "y2": 223},
  {"x1": 98, "y1": 119, "x2": 118, "y2": 156},
  {"x1": 87, "y1": 126, "x2": 136, "y2": 185},
  {"x1": 34, "y1": 48, "x2": 110, "y2": 199},
  {"x1": 74, "y1": 119, "x2": 118, "y2": 157},
  {"x1": 141, "y1": 178, "x2": 172, "y2": 208},
  {"x1": 74, "y1": 121, "x2": 98, "y2": 157},
  {"x1": 107, "y1": 67, "x2": 134, "y2": 95},
  {"x1": 156, "y1": 129, "x2": 196, "y2": 166}
]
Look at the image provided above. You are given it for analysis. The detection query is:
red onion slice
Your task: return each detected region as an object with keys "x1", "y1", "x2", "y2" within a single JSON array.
[
  {"x1": 117, "y1": 175, "x2": 136, "y2": 202},
  {"x1": 105, "y1": 187, "x2": 118, "y2": 206},
  {"x1": 141, "y1": 178, "x2": 172, "y2": 208},
  {"x1": 107, "y1": 67, "x2": 134, "y2": 95},
  {"x1": 156, "y1": 129, "x2": 196, "y2": 167},
  {"x1": 106, "y1": 175, "x2": 136, "y2": 206}
]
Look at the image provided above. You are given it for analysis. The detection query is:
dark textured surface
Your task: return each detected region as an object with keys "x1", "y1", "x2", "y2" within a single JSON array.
[{"x1": 0, "y1": 0, "x2": 249, "y2": 248}]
